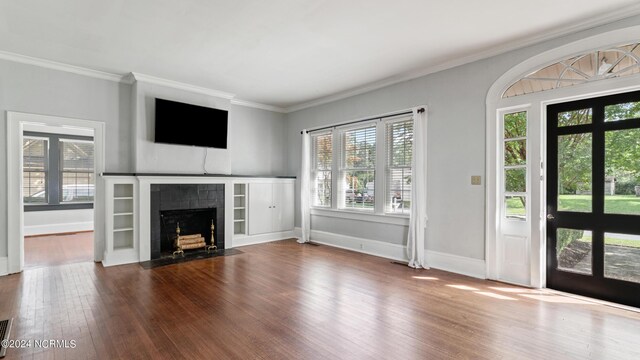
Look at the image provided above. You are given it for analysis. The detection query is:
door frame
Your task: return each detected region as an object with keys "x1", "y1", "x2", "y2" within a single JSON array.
[
  {"x1": 6, "y1": 111, "x2": 105, "y2": 274},
  {"x1": 486, "y1": 25, "x2": 640, "y2": 288}
]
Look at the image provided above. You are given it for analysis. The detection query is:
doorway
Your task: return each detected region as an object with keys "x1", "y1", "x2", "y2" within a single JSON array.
[
  {"x1": 546, "y1": 90, "x2": 640, "y2": 308},
  {"x1": 6, "y1": 112, "x2": 105, "y2": 274},
  {"x1": 22, "y1": 125, "x2": 96, "y2": 268}
]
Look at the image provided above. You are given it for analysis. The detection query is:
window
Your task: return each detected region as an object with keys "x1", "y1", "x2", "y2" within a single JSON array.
[
  {"x1": 341, "y1": 125, "x2": 376, "y2": 210},
  {"x1": 60, "y1": 139, "x2": 95, "y2": 203},
  {"x1": 503, "y1": 43, "x2": 640, "y2": 98},
  {"x1": 23, "y1": 137, "x2": 48, "y2": 204},
  {"x1": 311, "y1": 133, "x2": 332, "y2": 207},
  {"x1": 22, "y1": 132, "x2": 94, "y2": 210},
  {"x1": 308, "y1": 110, "x2": 417, "y2": 218},
  {"x1": 386, "y1": 118, "x2": 413, "y2": 214},
  {"x1": 503, "y1": 111, "x2": 527, "y2": 220}
]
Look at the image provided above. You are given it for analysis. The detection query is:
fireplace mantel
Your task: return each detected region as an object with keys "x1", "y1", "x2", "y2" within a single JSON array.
[{"x1": 101, "y1": 174, "x2": 296, "y2": 266}]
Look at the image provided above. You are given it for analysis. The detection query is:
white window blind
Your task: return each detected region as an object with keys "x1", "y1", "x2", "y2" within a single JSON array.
[
  {"x1": 311, "y1": 133, "x2": 332, "y2": 207},
  {"x1": 60, "y1": 139, "x2": 95, "y2": 202},
  {"x1": 342, "y1": 125, "x2": 376, "y2": 210},
  {"x1": 23, "y1": 137, "x2": 48, "y2": 203},
  {"x1": 386, "y1": 118, "x2": 413, "y2": 214}
]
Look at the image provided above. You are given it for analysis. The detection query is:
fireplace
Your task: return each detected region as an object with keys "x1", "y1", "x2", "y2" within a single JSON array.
[
  {"x1": 160, "y1": 208, "x2": 216, "y2": 256},
  {"x1": 150, "y1": 184, "x2": 225, "y2": 259}
]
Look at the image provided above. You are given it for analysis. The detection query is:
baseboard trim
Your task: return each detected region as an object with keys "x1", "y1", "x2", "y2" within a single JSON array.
[
  {"x1": 24, "y1": 221, "x2": 93, "y2": 237},
  {"x1": 102, "y1": 249, "x2": 139, "y2": 267},
  {"x1": 0, "y1": 257, "x2": 7, "y2": 276},
  {"x1": 301, "y1": 228, "x2": 408, "y2": 262},
  {"x1": 232, "y1": 231, "x2": 296, "y2": 248},
  {"x1": 295, "y1": 227, "x2": 486, "y2": 278},
  {"x1": 426, "y1": 251, "x2": 486, "y2": 279}
]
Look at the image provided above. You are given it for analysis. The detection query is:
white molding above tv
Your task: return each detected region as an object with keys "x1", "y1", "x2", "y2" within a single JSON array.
[{"x1": 130, "y1": 72, "x2": 235, "y2": 100}]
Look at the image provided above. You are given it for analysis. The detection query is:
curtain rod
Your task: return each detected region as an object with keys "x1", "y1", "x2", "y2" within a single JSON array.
[{"x1": 300, "y1": 107, "x2": 424, "y2": 134}]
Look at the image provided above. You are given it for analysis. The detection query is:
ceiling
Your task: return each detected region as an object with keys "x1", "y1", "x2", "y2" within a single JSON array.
[{"x1": 1, "y1": 1, "x2": 639, "y2": 110}]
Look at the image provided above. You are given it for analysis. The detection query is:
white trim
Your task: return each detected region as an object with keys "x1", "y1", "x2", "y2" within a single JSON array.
[
  {"x1": 486, "y1": 24, "x2": 640, "y2": 289},
  {"x1": 0, "y1": 50, "x2": 126, "y2": 82},
  {"x1": 232, "y1": 231, "x2": 296, "y2": 247},
  {"x1": 24, "y1": 221, "x2": 93, "y2": 237},
  {"x1": 102, "y1": 249, "x2": 140, "y2": 267},
  {"x1": 298, "y1": 227, "x2": 486, "y2": 279},
  {"x1": 310, "y1": 208, "x2": 409, "y2": 226},
  {"x1": 286, "y1": 6, "x2": 640, "y2": 113},
  {"x1": 303, "y1": 228, "x2": 408, "y2": 261},
  {"x1": 130, "y1": 72, "x2": 235, "y2": 100},
  {"x1": 426, "y1": 251, "x2": 486, "y2": 280},
  {"x1": 0, "y1": 257, "x2": 7, "y2": 276},
  {"x1": 7, "y1": 112, "x2": 106, "y2": 274},
  {"x1": 230, "y1": 99, "x2": 287, "y2": 113}
]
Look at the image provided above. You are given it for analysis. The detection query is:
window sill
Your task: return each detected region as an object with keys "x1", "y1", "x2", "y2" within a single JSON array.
[
  {"x1": 24, "y1": 203, "x2": 94, "y2": 212},
  {"x1": 310, "y1": 207, "x2": 409, "y2": 226}
]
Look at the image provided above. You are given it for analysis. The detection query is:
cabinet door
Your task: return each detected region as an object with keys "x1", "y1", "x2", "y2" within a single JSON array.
[
  {"x1": 272, "y1": 182, "x2": 294, "y2": 232},
  {"x1": 248, "y1": 183, "x2": 273, "y2": 235}
]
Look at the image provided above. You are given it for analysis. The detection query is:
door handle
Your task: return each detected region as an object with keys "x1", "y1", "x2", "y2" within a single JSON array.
[{"x1": 547, "y1": 214, "x2": 555, "y2": 220}]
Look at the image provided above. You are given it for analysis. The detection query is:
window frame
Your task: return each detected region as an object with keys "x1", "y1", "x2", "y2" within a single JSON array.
[
  {"x1": 339, "y1": 122, "x2": 378, "y2": 212},
  {"x1": 308, "y1": 112, "x2": 415, "y2": 221},
  {"x1": 310, "y1": 131, "x2": 333, "y2": 208},
  {"x1": 384, "y1": 115, "x2": 413, "y2": 215},
  {"x1": 23, "y1": 131, "x2": 95, "y2": 212}
]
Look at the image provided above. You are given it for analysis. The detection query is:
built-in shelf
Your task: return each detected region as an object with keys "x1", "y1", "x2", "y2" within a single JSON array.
[
  {"x1": 234, "y1": 183, "x2": 247, "y2": 236},
  {"x1": 104, "y1": 180, "x2": 137, "y2": 266}
]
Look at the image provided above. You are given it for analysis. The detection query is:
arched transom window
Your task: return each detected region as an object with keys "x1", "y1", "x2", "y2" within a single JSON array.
[{"x1": 503, "y1": 43, "x2": 640, "y2": 98}]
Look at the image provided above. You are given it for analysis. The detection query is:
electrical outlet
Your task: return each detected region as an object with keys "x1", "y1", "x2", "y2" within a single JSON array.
[{"x1": 471, "y1": 175, "x2": 482, "y2": 185}]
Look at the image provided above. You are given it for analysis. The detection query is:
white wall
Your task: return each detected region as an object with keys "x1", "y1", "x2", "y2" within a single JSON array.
[
  {"x1": 24, "y1": 209, "x2": 93, "y2": 236},
  {"x1": 0, "y1": 59, "x2": 131, "y2": 258},
  {"x1": 285, "y1": 15, "x2": 640, "y2": 261}
]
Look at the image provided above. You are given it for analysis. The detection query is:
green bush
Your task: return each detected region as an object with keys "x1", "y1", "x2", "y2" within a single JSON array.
[
  {"x1": 557, "y1": 229, "x2": 585, "y2": 253},
  {"x1": 615, "y1": 181, "x2": 639, "y2": 195}
]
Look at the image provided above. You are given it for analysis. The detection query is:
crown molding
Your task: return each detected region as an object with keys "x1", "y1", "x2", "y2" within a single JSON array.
[
  {"x1": 230, "y1": 99, "x2": 287, "y2": 113},
  {"x1": 0, "y1": 50, "x2": 126, "y2": 83},
  {"x1": 285, "y1": 5, "x2": 640, "y2": 113},
  {"x1": 129, "y1": 72, "x2": 235, "y2": 100}
]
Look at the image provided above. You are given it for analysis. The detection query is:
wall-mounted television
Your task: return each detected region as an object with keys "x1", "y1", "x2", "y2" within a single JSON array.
[{"x1": 154, "y1": 98, "x2": 228, "y2": 149}]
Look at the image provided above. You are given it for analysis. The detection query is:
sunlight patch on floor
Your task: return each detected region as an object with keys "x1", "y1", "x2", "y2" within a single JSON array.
[
  {"x1": 474, "y1": 291, "x2": 517, "y2": 301},
  {"x1": 519, "y1": 294, "x2": 593, "y2": 304},
  {"x1": 446, "y1": 284, "x2": 479, "y2": 291}
]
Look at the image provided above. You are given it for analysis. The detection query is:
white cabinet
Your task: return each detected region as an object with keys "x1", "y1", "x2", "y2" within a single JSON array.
[{"x1": 248, "y1": 182, "x2": 294, "y2": 235}]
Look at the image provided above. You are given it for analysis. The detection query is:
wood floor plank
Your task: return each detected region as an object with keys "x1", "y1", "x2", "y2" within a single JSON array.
[{"x1": 1, "y1": 238, "x2": 640, "y2": 359}]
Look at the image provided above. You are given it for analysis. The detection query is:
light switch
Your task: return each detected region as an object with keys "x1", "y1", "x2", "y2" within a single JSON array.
[{"x1": 471, "y1": 175, "x2": 482, "y2": 185}]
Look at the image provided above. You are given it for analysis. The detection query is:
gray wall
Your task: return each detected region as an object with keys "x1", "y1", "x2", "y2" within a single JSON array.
[
  {"x1": 0, "y1": 60, "x2": 131, "y2": 257},
  {"x1": 285, "y1": 15, "x2": 640, "y2": 260},
  {"x1": 229, "y1": 104, "x2": 287, "y2": 176},
  {"x1": 132, "y1": 81, "x2": 287, "y2": 175}
]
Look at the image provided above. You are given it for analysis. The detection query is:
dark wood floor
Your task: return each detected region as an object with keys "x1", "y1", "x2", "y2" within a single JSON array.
[
  {"x1": 1, "y1": 239, "x2": 640, "y2": 359},
  {"x1": 24, "y1": 232, "x2": 93, "y2": 269}
]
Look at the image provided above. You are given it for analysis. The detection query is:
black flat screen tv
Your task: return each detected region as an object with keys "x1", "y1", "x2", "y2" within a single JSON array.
[{"x1": 154, "y1": 98, "x2": 228, "y2": 149}]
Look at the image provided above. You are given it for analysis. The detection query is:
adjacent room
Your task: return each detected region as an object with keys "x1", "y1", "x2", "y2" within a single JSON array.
[{"x1": 1, "y1": 1, "x2": 640, "y2": 359}]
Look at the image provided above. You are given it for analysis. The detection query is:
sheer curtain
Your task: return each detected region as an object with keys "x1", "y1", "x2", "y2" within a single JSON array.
[
  {"x1": 407, "y1": 108, "x2": 428, "y2": 268},
  {"x1": 299, "y1": 130, "x2": 311, "y2": 243}
]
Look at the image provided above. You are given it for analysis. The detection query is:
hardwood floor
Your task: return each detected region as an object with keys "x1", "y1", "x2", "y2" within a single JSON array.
[
  {"x1": 24, "y1": 232, "x2": 93, "y2": 269},
  {"x1": 1, "y1": 238, "x2": 639, "y2": 359}
]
